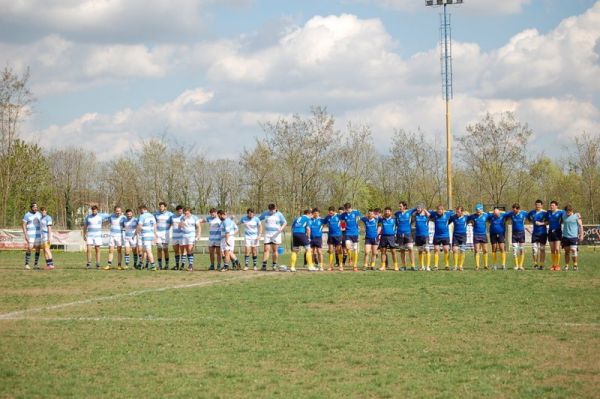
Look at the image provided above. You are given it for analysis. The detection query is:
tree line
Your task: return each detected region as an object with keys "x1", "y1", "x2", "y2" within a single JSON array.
[{"x1": 1, "y1": 66, "x2": 599, "y2": 228}]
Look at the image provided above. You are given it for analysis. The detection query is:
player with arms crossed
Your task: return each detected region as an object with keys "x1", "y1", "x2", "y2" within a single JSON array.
[
  {"x1": 527, "y1": 200, "x2": 548, "y2": 270},
  {"x1": 561, "y1": 204, "x2": 584, "y2": 271},
  {"x1": 154, "y1": 202, "x2": 173, "y2": 270},
  {"x1": 105, "y1": 206, "x2": 126, "y2": 270},
  {"x1": 39, "y1": 207, "x2": 55, "y2": 270},
  {"x1": 240, "y1": 208, "x2": 262, "y2": 271},
  {"x1": 22, "y1": 202, "x2": 42, "y2": 270},
  {"x1": 260, "y1": 204, "x2": 287, "y2": 271}
]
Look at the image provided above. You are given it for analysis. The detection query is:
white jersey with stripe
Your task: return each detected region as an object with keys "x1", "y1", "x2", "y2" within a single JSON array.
[
  {"x1": 240, "y1": 216, "x2": 261, "y2": 239},
  {"x1": 138, "y1": 212, "x2": 156, "y2": 241},
  {"x1": 108, "y1": 214, "x2": 126, "y2": 237},
  {"x1": 170, "y1": 214, "x2": 184, "y2": 240},
  {"x1": 40, "y1": 215, "x2": 53, "y2": 240},
  {"x1": 206, "y1": 216, "x2": 222, "y2": 241},
  {"x1": 154, "y1": 210, "x2": 173, "y2": 238},
  {"x1": 121, "y1": 217, "x2": 139, "y2": 239},
  {"x1": 181, "y1": 215, "x2": 200, "y2": 239},
  {"x1": 85, "y1": 213, "x2": 106, "y2": 239},
  {"x1": 260, "y1": 211, "x2": 286, "y2": 237},
  {"x1": 23, "y1": 211, "x2": 42, "y2": 239}
]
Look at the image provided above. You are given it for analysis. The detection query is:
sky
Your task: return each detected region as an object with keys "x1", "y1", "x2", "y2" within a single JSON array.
[{"x1": 1, "y1": 0, "x2": 599, "y2": 160}]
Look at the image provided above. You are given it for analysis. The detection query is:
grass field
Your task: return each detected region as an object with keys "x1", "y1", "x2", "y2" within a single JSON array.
[{"x1": 0, "y1": 248, "x2": 599, "y2": 398}]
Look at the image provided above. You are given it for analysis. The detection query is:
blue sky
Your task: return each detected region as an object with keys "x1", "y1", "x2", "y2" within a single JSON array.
[{"x1": 1, "y1": 0, "x2": 598, "y2": 159}]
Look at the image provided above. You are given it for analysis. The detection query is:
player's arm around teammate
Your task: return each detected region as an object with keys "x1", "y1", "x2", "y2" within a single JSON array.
[{"x1": 40, "y1": 207, "x2": 55, "y2": 270}]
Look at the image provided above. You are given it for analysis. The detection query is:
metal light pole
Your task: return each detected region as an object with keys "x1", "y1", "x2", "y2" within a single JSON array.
[{"x1": 425, "y1": 0, "x2": 462, "y2": 210}]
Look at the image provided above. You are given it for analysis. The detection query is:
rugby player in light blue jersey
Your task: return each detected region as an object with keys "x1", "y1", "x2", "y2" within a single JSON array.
[
  {"x1": 106, "y1": 206, "x2": 126, "y2": 270},
  {"x1": 259, "y1": 203, "x2": 287, "y2": 271},
  {"x1": 561, "y1": 204, "x2": 584, "y2": 271},
  {"x1": 467, "y1": 204, "x2": 491, "y2": 270},
  {"x1": 83, "y1": 205, "x2": 107, "y2": 269},
  {"x1": 545, "y1": 200, "x2": 566, "y2": 271},
  {"x1": 429, "y1": 205, "x2": 455, "y2": 271},
  {"x1": 154, "y1": 202, "x2": 174, "y2": 270},
  {"x1": 340, "y1": 203, "x2": 362, "y2": 271},
  {"x1": 527, "y1": 200, "x2": 548, "y2": 270},
  {"x1": 178, "y1": 207, "x2": 201, "y2": 271},
  {"x1": 136, "y1": 205, "x2": 158, "y2": 271},
  {"x1": 121, "y1": 209, "x2": 139, "y2": 269},
  {"x1": 310, "y1": 208, "x2": 326, "y2": 271},
  {"x1": 360, "y1": 209, "x2": 380, "y2": 270},
  {"x1": 202, "y1": 208, "x2": 222, "y2": 271},
  {"x1": 394, "y1": 201, "x2": 419, "y2": 271},
  {"x1": 219, "y1": 210, "x2": 240, "y2": 272},
  {"x1": 506, "y1": 203, "x2": 529, "y2": 271},
  {"x1": 323, "y1": 206, "x2": 344, "y2": 271},
  {"x1": 449, "y1": 207, "x2": 469, "y2": 271},
  {"x1": 39, "y1": 207, "x2": 55, "y2": 270},
  {"x1": 290, "y1": 209, "x2": 315, "y2": 272},
  {"x1": 169, "y1": 206, "x2": 185, "y2": 270},
  {"x1": 22, "y1": 202, "x2": 41, "y2": 270},
  {"x1": 240, "y1": 208, "x2": 262, "y2": 271}
]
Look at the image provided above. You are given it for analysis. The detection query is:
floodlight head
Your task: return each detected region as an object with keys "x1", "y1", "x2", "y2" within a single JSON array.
[{"x1": 425, "y1": 0, "x2": 463, "y2": 5}]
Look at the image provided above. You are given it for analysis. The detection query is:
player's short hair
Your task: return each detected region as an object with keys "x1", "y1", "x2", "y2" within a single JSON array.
[
  {"x1": 456, "y1": 206, "x2": 463, "y2": 212},
  {"x1": 125, "y1": 209, "x2": 133, "y2": 213},
  {"x1": 30, "y1": 202, "x2": 37, "y2": 207},
  {"x1": 338, "y1": 207, "x2": 344, "y2": 212},
  {"x1": 183, "y1": 207, "x2": 191, "y2": 212},
  {"x1": 535, "y1": 199, "x2": 544, "y2": 205},
  {"x1": 303, "y1": 209, "x2": 311, "y2": 215},
  {"x1": 138, "y1": 205, "x2": 147, "y2": 211},
  {"x1": 268, "y1": 203, "x2": 276, "y2": 211},
  {"x1": 217, "y1": 209, "x2": 225, "y2": 215},
  {"x1": 512, "y1": 203, "x2": 520, "y2": 209},
  {"x1": 176, "y1": 205, "x2": 183, "y2": 211},
  {"x1": 384, "y1": 206, "x2": 392, "y2": 211},
  {"x1": 91, "y1": 205, "x2": 99, "y2": 211},
  {"x1": 114, "y1": 205, "x2": 121, "y2": 211},
  {"x1": 374, "y1": 208, "x2": 381, "y2": 213},
  {"x1": 493, "y1": 206, "x2": 500, "y2": 210},
  {"x1": 247, "y1": 208, "x2": 254, "y2": 213},
  {"x1": 312, "y1": 207, "x2": 320, "y2": 213},
  {"x1": 344, "y1": 202, "x2": 352, "y2": 210},
  {"x1": 399, "y1": 201, "x2": 408, "y2": 208},
  {"x1": 328, "y1": 206, "x2": 336, "y2": 212},
  {"x1": 209, "y1": 208, "x2": 217, "y2": 213},
  {"x1": 564, "y1": 204, "x2": 574, "y2": 212},
  {"x1": 436, "y1": 204, "x2": 444, "y2": 209},
  {"x1": 550, "y1": 200, "x2": 559, "y2": 206},
  {"x1": 367, "y1": 209, "x2": 374, "y2": 213},
  {"x1": 159, "y1": 201, "x2": 167, "y2": 207},
  {"x1": 40, "y1": 206, "x2": 46, "y2": 212}
]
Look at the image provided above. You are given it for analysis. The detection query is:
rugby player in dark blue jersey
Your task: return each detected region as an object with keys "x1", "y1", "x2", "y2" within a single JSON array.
[
  {"x1": 360, "y1": 210, "x2": 381, "y2": 270},
  {"x1": 414, "y1": 208, "x2": 432, "y2": 271},
  {"x1": 449, "y1": 207, "x2": 469, "y2": 271},
  {"x1": 527, "y1": 200, "x2": 548, "y2": 270},
  {"x1": 324, "y1": 207, "x2": 344, "y2": 271},
  {"x1": 468, "y1": 204, "x2": 491, "y2": 270},
  {"x1": 545, "y1": 200, "x2": 565, "y2": 271},
  {"x1": 395, "y1": 201, "x2": 419, "y2": 271},
  {"x1": 378, "y1": 207, "x2": 398, "y2": 271},
  {"x1": 429, "y1": 205, "x2": 455, "y2": 270},
  {"x1": 506, "y1": 203, "x2": 528, "y2": 270},
  {"x1": 340, "y1": 203, "x2": 362, "y2": 271},
  {"x1": 310, "y1": 208, "x2": 326, "y2": 271}
]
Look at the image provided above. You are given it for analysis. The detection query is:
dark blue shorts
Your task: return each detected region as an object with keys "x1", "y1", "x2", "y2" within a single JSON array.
[
  {"x1": 452, "y1": 234, "x2": 467, "y2": 246},
  {"x1": 365, "y1": 237, "x2": 379, "y2": 246},
  {"x1": 511, "y1": 231, "x2": 525, "y2": 244},
  {"x1": 474, "y1": 234, "x2": 488, "y2": 244},
  {"x1": 561, "y1": 237, "x2": 578, "y2": 248},
  {"x1": 490, "y1": 233, "x2": 505, "y2": 245},
  {"x1": 433, "y1": 237, "x2": 450, "y2": 246},
  {"x1": 345, "y1": 235, "x2": 359, "y2": 244},
  {"x1": 531, "y1": 233, "x2": 548, "y2": 245},
  {"x1": 396, "y1": 233, "x2": 413, "y2": 246},
  {"x1": 548, "y1": 229, "x2": 562, "y2": 242},
  {"x1": 415, "y1": 236, "x2": 428, "y2": 247},
  {"x1": 292, "y1": 233, "x2": 310, "y2": 248},
  {"x1": 379, "y1": 235, "x2": 397, "y2": 249},
  {"x1": 310, "y1": 237, "x2": 323, "y2": 248},
  {"x1": 327, "y1": 235, "x2": 343, "y2": 246}
]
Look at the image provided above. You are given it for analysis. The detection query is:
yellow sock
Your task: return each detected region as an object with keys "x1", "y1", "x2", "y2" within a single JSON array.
[
  {"x1": 393, "y1": 262, "x2": 398, "y2": 268},
  {"x1": 434, "y1": 252, "x2": 439, "y2": 267},
  {"x1": 484, "y1": 253, "x2": 489, "y2": 267},
  {"x1": 460, "y1": 252, "x2": 465, "y2": 267},
  {"x1": 492, "y1": 252, "x2": 497, "y2": 264},
  {"x1": 354, "y1": 251, "x2": 359, "y2": 267},
  {"x1": 453, "y1": 253, "x2": 459, "y2": 268},
  {"x1": 290, "y1": 252, "x2": 297, "y2": 268},
  {"x1": 475, "y1": 253, "x2": 480, "y2": 268},
  {"x1": 371, "y1": 261, "x2": 376, "y2": 267},
  {"x1": 556, "y1": 252, "x2": 560, "y2": 266},
  {"x1": 519, "y1": 253, "x2": 525, "y2": 268},
  {"x1": 444, "y1": 253, "x2": 450, "y2": 267},
  {"x1": 307, "y1": 252, "x2": 313, "y2": 267},
  {"x1": 337, "y1": 254, "x2": 343, "y2": 266},
  {"x1": 427, "y1": 252, "x2": 431, "y2": 267},
  {"x1": 410, "y1": 254, "x2": 415, "y2": 268},
  {"x1": 419, "y1": 253, "x2": 424, "y2": 267},
  {"x1": 501, "y1": 252, "x2": 506, "y2": 267},
  {"x1": 329, "y1": 253, "x2": 334, "y2": 266},
  {"x1": 347, "y1": 250, "x2": 353, "y2": 265}
]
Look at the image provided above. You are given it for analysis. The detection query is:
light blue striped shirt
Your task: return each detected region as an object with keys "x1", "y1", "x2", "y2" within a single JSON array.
[
  {"x1": 23, "y1": 211, "x2": 41, "y2": 238},
  {"x1": 181, "y1": 215, "x2": 199, "y2": 239},
  {"x1": 138, "y1": 212, "x2": 156, "y2": 241},
  {"x1": 260, "y1": 211, "x2": 286, "y2": 234},
  {"x1": 109, "y1": 214, "x2": 126, "y2": 236},
  {"x1": 154, "y1": 211, "x2": 173, "y2": 233},
  {"x1": 121, "y1": 217, "x2": 138, "y2": 239},
  {"x1": 85, "y1": 213, "x2": 106, "y2": 239},
  {"x1": 206, "y1": 216, "x2": 222, "y2": 241},
  {"x1": 240, "y1": 216, "x2": 261, "y2": 239}
]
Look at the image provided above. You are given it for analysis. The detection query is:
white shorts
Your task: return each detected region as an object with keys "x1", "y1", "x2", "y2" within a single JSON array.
[
  {"x1": 41, "y1": 233, "x2": 50, "y2": 244},
  {"x1": 156, "y1": 233, "x2": 170, "y2": 246},
  {"x1": 109, "y1": 234, "x2": 123, "y2": 247},
  {"x1": 141, "y1": 237, "x2": 154, "y2": 249},
  {"x1": 87, "y1": 236, "x2": 103, "y2": 247},
  {"x1": 181, "y1": 236, "x2": 196, "y2": 246},
  {"x1": 124, "y1": 236, "x2": 137, "y2": 248},
  {"x1": 245, "y1": 237, "x2": 260, "y2": 248},
  {"x1": 221, "y1": 237, "x2": 235, "y2": 252},
  {"x1": 27, "y1": 236, "x2": 42, "y2": 248},
  {"x1": 264, "y1": 233, "x2": 282, "y2": 245}
]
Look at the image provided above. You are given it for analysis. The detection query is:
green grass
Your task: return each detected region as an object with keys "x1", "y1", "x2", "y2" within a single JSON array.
[{"x1": 0, "y1": 248, "x2": 599, "y2": 398}]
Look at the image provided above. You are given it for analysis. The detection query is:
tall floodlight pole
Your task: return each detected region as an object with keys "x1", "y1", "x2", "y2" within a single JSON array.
[{"x1": 425, "y1": 0, "x2": 462, "y2": 209}]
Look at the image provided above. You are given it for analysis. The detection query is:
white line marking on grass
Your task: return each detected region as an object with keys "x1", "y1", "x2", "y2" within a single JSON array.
[{"x1": 0, "y1": 272, "x2": 273, "y2": 321}]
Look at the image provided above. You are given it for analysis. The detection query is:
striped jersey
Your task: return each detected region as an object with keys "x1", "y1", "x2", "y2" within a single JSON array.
[
  {"x1": 206, "y1": 216, "x2": 222, "y2": 242},
  {"x1": 260, "y1": 211, "x2": 287, "y2": 236},
  {"x1": 84, "y1": 213, "x2": 106, "y2": 239},
  {"x1": 138, "y1": 212, "x2": 156, "y2": 241},
  {"x1": 220, "y1": 218, "x2": 237, "y2": 237},
  {"x1": 40, "y1": 215, "x2": 53, "y2": 238},
  {"x1": 121, "y1": 217, "x2": 138, "y2": 239},
  {"x1": 109, "y1": 214, "x2": 126, "y2": 236},
  {"x1": 240, "y1": 215, "x2": 261, "y2": 239},
  {"x1": 23, "y1": 211, "x2": 41, "y2": 238},
  {"x1": 170, "y1": 213, "x2": 185, "y2": 241},
  {"x1": 180, "y1": 215, "x2": 199, "y2": 239},
  {"x1": 154, "y1": 210, "x2": 173, "y2": 236}
]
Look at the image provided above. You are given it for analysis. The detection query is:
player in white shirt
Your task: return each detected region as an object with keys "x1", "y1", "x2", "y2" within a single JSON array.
[
  {"x1": 39, "y1": 207, "x2": 55, "y2": 270},
  {"x1": 106, "y1": 206, "x2": 126, "y2": 270},
  {"x1": 169, "y1": 205, "x2": 185, "y2": 270},
  {"x1": 83, "y1": 205, "x2": 107, "y2": 269},
  {"x1": 259, "y1": 203, "x2": 287, "y2": 271},
  {"x1": 219, "y1": 210, "x2": 241, "y2": 271},
  {"x1": 178, "y1": 207, "x2": 201, "y2": 271},
  {"x1": 121, "y1": 209, "x2": 139, "y2": 269},
  {"x1": 22, "y1": 202, "x2": 42, "y2": 270},
  {"x1": 154, "y1": 201, "x2": 173, "y2": 270},
  {"x1": 136, "y1": 205, "x2": 158, "y2": 270},
  {"x1": 203, "y1": 208, "x2": 223, "y2": 271},
  {"x1": 239, "y1": 208, "x2": 262, "y2": 271}
]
